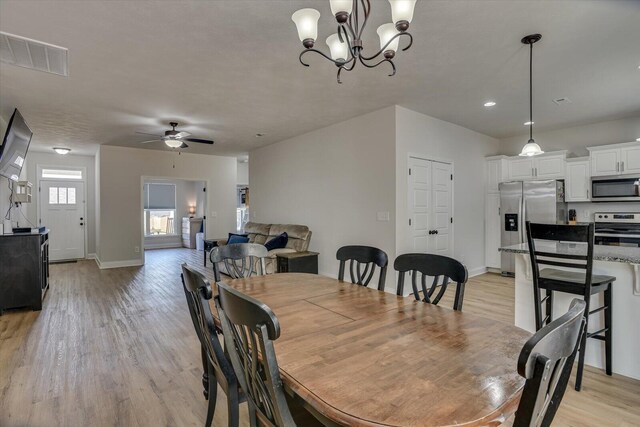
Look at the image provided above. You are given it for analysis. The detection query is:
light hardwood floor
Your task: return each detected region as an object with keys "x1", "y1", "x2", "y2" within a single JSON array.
[{"x1": 1, "y1": 248, "x2": 638, "y2": 426}]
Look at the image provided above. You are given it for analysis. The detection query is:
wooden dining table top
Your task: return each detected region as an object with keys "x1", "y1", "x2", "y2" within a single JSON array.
[{"x1": 210, "y1": 273, "x2": 531, "y2": 427}]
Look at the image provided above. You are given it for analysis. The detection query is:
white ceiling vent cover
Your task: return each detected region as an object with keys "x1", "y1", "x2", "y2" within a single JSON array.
[
  {"x1": 552, "y1": 97, "x2": 572, "y2": 106},
  {"x1": 0, "y1": 32, "x2": 68, "y2": 76}
]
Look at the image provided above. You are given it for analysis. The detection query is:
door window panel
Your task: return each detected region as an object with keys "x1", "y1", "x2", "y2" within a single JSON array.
[{"x1": 49, "y1": 187, "x2": 58, "y2": 204}]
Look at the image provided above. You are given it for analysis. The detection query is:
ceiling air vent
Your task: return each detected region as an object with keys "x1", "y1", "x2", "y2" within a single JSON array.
[
  {"x1": 0, "y1": 32, "x2": 68, "y2": 76},
  {"x1": 552, "y1": 97, "x2": 572, "y2": 106}
]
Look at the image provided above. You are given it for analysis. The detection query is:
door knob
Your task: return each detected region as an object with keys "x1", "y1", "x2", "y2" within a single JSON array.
[{"x1": 434, "y1": 230, "x2": 439, "y2": 235}]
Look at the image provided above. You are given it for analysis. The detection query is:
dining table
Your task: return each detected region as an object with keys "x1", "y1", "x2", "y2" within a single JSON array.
[{"x1": 210, "y1": 272, "x2": 532, "y2": 427}]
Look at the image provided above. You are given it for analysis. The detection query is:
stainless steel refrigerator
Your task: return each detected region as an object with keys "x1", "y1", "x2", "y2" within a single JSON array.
[{"x1": 499, "y1": 180, "x2": 568, "y2": 276}]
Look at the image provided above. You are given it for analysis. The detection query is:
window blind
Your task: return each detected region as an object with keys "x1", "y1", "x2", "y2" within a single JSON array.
[{"x1": 144, "y1": 183, "x2": 176, "y2": 209}]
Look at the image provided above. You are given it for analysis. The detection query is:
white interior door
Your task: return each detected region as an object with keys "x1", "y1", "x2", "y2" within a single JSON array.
[
  {"x1": 40, "y1": 180, "x2": 85, "y2": 260},
  {"x1": 431, "y1": 161, "x2": 453, "y2": 256},
  {"x1": 409, "y1": 157, "x2": 453, "y2": 257},
  {"x1": 409, "y1": 157, "x2": 431, "y2": 252}
]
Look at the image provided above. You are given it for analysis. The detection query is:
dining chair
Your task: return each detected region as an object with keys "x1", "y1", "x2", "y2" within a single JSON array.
[
  {"x1": 526, "y1": 222, "x2": 614, "y2": 391},
  {"x1": 181, "y1": 264, "x2": 244, "y2": 427},
  {"x1": 214, "y1": 281, "x2": 297, "y2": 427},
  {"x1": 513, "y1": 298, "x2": 586, "y2": 427},
  {"x1": 210, "y1": 243, "x2": 268, "y2": 282},
  {"x1": 394, "y1": 253, "x2": 468, "y2": 311},
  {"x1": 336, "y1": 245, "x2": 389, "y2": 291}
]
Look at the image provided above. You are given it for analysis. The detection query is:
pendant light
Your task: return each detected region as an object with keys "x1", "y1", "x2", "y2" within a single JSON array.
[{"x1": 519, "y1": 34, "x2": 544, "y2": 157}]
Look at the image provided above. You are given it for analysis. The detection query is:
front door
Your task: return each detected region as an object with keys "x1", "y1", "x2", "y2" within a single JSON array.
[{"x1": 40, "y1": 180, "x2": 85, "y2": 260}]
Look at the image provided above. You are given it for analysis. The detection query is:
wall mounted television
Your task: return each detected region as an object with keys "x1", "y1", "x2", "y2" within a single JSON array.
[{"x1": 0, "y1": 108, "x2": 32, "y2": 181}]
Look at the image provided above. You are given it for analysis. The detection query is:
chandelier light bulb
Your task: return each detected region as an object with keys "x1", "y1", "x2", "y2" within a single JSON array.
[
  {"x1": 377, "y1": 23, "x2": 400, "y2": 53},
  {"x1": 326, "y1": 33, "x2": 349, "y2": 62},
  {"x1": 292, "y1": 8, "x2": 320, "y2": 46},
  {"x1": 388, "y1": 0, "x2": 417, "y2": 28}
]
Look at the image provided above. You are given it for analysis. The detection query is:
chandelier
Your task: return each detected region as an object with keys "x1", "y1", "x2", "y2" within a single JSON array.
[{"x1": 291, "y1": 0, "x2": 417, "y2": 83}]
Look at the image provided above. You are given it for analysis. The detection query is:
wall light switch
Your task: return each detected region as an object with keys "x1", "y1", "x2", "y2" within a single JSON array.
[
  {"x1": 377, "y1": 211, "x2": 390, "y2": 222},
  {"x1": 210, "y1": 211, "x2": 218, "y2": 218}
]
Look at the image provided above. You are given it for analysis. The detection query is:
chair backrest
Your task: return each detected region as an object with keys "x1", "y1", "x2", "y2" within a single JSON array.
[
  {"x1": 525, "y1": 222, "x2": 594, "y2": 328},
  {"x1": 214, "y1": 281, "x2": 296, "y2": 427},
  {"x1": 513, "y1": 299, "x2": 586, "y2": 427},
  {"x1": 180, "y1": 264, "x2": 237, "y2": 393},
  {"x1": 211, "y1": 243, "x2": 268, "y2": 281},
  {"x1": 394, "y1": 253, "x2": 468, "y2": 311},
  {"x1": 336, "y1": 245, "x2": 389, "y2": 291}
]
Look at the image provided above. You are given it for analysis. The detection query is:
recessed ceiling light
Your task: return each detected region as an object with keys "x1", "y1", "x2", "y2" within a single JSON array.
[
  {"x1": 53, "y1": 147, "x2": 71, "y2": 155},
  {"x1": 483, "y1": 101, "x2": 496, "y2": 107},
  {"x1": 524, "y1": 121, "x2": 534, "y2": 126}
]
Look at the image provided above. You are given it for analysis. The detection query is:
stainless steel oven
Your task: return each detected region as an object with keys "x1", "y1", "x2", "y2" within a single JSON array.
[
  {"x1": 591, "y1": 176, "x2": 640, "y2": 202},
  {"x1": 594, "y1": 213, "x2": 640, "y2": 247}
]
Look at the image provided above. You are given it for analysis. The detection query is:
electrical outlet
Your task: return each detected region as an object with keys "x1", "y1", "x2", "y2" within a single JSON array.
[
  {"x1": 582, "y1": 211, "x2": 590, "y2": 220},
  {"x1": 134, "y1": 246, "x2": 140, "y2": 253}
]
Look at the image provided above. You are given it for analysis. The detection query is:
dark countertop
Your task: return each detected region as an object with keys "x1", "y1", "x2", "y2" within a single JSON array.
[
  {"x1": 500, "y1": 241, "x2": 640, "y2": 264},
  {"x1": 0, "y1": 229, "x2": 49, "y2": 238}
]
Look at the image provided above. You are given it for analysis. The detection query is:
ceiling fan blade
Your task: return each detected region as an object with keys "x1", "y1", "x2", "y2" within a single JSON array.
[
  {"x1": 185, "y1": 138, "x2": 214, "y2": 145},
  {"x1": 180, "y1": 142, "x2": 189, "y2": 149},
  {"x1": 135, "y1": 131, "x2": 163, "y2": 137},
  {"x1": 139, "y1": 139, "x2": 161, "y2": 144},
  {"x1": 175, "y1": 131, "x2": 191, "y2": 138}
]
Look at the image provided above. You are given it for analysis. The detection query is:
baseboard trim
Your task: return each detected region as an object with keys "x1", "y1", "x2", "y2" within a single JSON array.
[
  {"x1": 94, "y1": 255, "x2": 143, "y2": 270},
  {"x1": 86, "y1": 253, "x2": 96, "y2": 260},
  {"x1": 468, "y1": 267, "x2": 488, "y2": 278},
  {"x1": 144, "y1": 242, "x2": 182, "y2": 250}
]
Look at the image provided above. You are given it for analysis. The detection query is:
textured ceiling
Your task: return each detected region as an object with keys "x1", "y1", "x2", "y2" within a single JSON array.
[{"x1": 0, "y1": 0, "x2": 639, "y2": 157}]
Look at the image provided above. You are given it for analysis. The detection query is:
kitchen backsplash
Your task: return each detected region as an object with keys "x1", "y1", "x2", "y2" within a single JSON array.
[{"x1": 568, "y1": 202, "x2": 640, "y2": 222}]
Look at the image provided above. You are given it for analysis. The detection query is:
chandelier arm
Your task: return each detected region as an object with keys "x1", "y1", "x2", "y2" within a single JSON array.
[
  {"x1": 340, "y1": 25, "x2": 357, "y2": 62},
  {"x1": 299, "y1": 48, "x2": 341, "y2": 67},
  {"x1": 357, "y1": 0, "x2": 371, "y2": 39},
  {"x1": 359, "y1": 56, "x2": 397, "y2": 77},
  {"x1": 359, "y1": 32, "x2": 412, "y2": 61}
]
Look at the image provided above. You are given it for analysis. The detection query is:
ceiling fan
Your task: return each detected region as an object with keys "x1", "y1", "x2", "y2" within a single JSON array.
[{"x1": 136, "y1": 122, "x2": 214, "y2": 148}]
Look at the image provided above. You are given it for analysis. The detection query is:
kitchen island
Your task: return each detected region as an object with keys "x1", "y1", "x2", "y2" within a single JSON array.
[{"x1": 500, "y1": 241, "x2": 640, "y2": 380}]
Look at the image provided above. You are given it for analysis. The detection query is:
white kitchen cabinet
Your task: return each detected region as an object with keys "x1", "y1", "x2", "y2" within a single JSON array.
[
  {"x1": 485, "y1": 156, "x2": 507, "y2": 192},
  {"x1": 588, "y1": 142, "x2": 640, "y2": 176},
  {"x1": 485, "y1": 192, "x2": 501, "y2": 269},
  {"x1": 621, "y1": 144, "x2": 640, "y2": 174},
  {"x1": 507, "y1": 157, "x2": 535, "y2": 180},
  {"x1": 565, "y1": 158, "x2": 590, "y2": 202},
  {"x1": 506, "y1": 152, "x2": 566, "y2": 180}
]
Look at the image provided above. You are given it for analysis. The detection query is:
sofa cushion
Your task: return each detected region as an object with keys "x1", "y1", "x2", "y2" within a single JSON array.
[
  {"x1": 265, "y1": 232, "x2": 288, "y2": 251},
  {"x1": 227, "y1": 234, "x2": 249, "y2": 244},
  {"x1": 269, "y1": 224, "x2": 311, "y2": 252},
  {"x1": 244, "y1": 222, "x2": 271, "y2": 245}
]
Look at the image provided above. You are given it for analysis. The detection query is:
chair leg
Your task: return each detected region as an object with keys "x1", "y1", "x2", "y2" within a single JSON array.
[
  {"x1": 604, "y1": 285, "x2": 613, "y2": 376},
  {"x1": 226, "y1": 387, "x2": 240, "y2": 427},
  {"x1": 575, "y1": 297, "x2": 590, "y2": 391},
  {"x1": 248, "y1": 401, "x2": 258, "y2": 427},
  {"x1": 205, "y1": 370, "x2": 218, "y2": 427},
  {"x1": 545, "y1": 290, "x2": 553, "y2": 326},
  {"x1": 201, "y1": 346, "x2": 209, "y2": 399}
]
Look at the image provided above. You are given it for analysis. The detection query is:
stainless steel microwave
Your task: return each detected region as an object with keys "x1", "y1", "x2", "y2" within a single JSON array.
[{"x1": 591, "y1": 175, "x2": 640, "y2": 202}]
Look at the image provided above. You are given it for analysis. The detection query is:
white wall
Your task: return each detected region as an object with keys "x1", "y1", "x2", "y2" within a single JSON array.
[
  {"x1": 237, "y1": 161, "x2": 249, "y2": 186},
  {"x1": 250, "y1": 107, "x2": 397, "y2": 283},
  {"x1": 499, "y1": 116, "x2": 640, "y2": 157},
  {"x1": 22, "y1": 151, "x2": 96, "y2": 255},
  {"x1": 395, "y1": 106, "x2": 500, "y2": 277},
  {"x1": 97, "y1": 145, "x2": 236, "y2": 267},
  {"x1": 0, "y1": 115, "x2": 9, "y2": 229}
]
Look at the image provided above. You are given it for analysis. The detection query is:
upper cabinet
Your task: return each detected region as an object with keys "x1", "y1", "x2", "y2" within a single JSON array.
[
  {"x1": 506, "y1": 152, "x2": 566, "y2": 181},
  {"x1": 485, "y1": 156, "x2": 507, "y2": 192},
  {"x1": 588, "y1": 142, "x2": 640, "y2": 176},
  {"x1": 565, "y1": 158, "x2": 590, "y2": 202}
]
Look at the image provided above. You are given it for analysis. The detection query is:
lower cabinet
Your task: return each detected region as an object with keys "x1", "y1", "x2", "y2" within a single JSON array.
[{"x1": 485, "y1": 193, "x2": 501, "y2": 269}]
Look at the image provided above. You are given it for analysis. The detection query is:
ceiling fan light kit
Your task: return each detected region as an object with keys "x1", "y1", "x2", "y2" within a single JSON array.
[
  {"x1": 136, "y1": 121, "x2": 214, "y2": 149},
  {"x1": 519, "y1": 33, "x2": 544, "y2": 157},
  {"x1": 292, "y1": 0, "x2": 417, "y2": 83}
]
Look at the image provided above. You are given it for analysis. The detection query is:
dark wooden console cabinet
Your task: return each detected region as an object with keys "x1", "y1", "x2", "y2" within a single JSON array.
[
  {"x1": 276, "y1": 251, "x2": 319, "y2": 274},
  {"x1": 0, "y1": 230, "x2": 49, "y2": 314}
]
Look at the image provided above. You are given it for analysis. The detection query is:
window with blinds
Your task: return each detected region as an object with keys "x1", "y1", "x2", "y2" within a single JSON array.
[{"x1": 144, "y1": 183, "x2": 177, "y2": 236}]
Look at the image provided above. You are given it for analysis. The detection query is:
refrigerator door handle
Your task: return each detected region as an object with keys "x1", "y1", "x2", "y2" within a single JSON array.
[{"x1": 521, "y1": 198, "x2": 526, "y2": 243}]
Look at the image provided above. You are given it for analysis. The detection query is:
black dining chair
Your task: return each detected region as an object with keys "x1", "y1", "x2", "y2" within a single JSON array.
[
  {"x1": 336, "y1": 245, "x2": 389, "y2": 291},
  {"x1": 394, "y1": 253, "x2": 468, "y2": 311},
  {"x1": 513, "y1": 299, "x2": 586, "y2": 427},
  {"x1": 214, "y1": 281, "x2": 297, "y2": 427},
  {"x1": 210, "y1": 243, "x2": 268, "y2": 282},
  {"x1": 181, "y1": 264, "x2": 244, "y2": 427},
  {"x1": 526, "y1": 222, "x2": 614, "y2": 391}
]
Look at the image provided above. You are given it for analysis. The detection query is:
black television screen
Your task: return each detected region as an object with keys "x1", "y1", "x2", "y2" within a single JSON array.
[{"x1": 0, "y1": 108, "x2": 32, "y2": 181}]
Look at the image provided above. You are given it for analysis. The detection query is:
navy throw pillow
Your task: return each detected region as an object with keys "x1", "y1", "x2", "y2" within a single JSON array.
[
  {"x1": 227, "y1": 233, "x2": 249, "y2": 244},
  {"x1": 264, "y1": 232, "x2": 288, "y2": 251}
]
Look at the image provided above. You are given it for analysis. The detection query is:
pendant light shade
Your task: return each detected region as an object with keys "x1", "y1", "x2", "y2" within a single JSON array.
[
  {"x1": 330, "y1": 0, "x2": 353, "y2": 16},
  {"x1": 377, "y1": 23, "x2": 400, "y2": 53},
  {"x1": 519, "y1": 34, "x2": 544, "y2": 157},
  {"x1": 326, "y1": 33, "x2": 349, "y2": 62},
  {"x1": 291, "y1": 9, "x2": 321, "y2": 44},
  {"x1": 388, "y1": 0, "x2": 417, "y2": 25}
]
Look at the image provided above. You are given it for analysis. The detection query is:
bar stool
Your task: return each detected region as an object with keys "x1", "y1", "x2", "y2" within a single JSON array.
[{"x1": 525, "y1": 222, "x2": 614, "y2": 391}]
